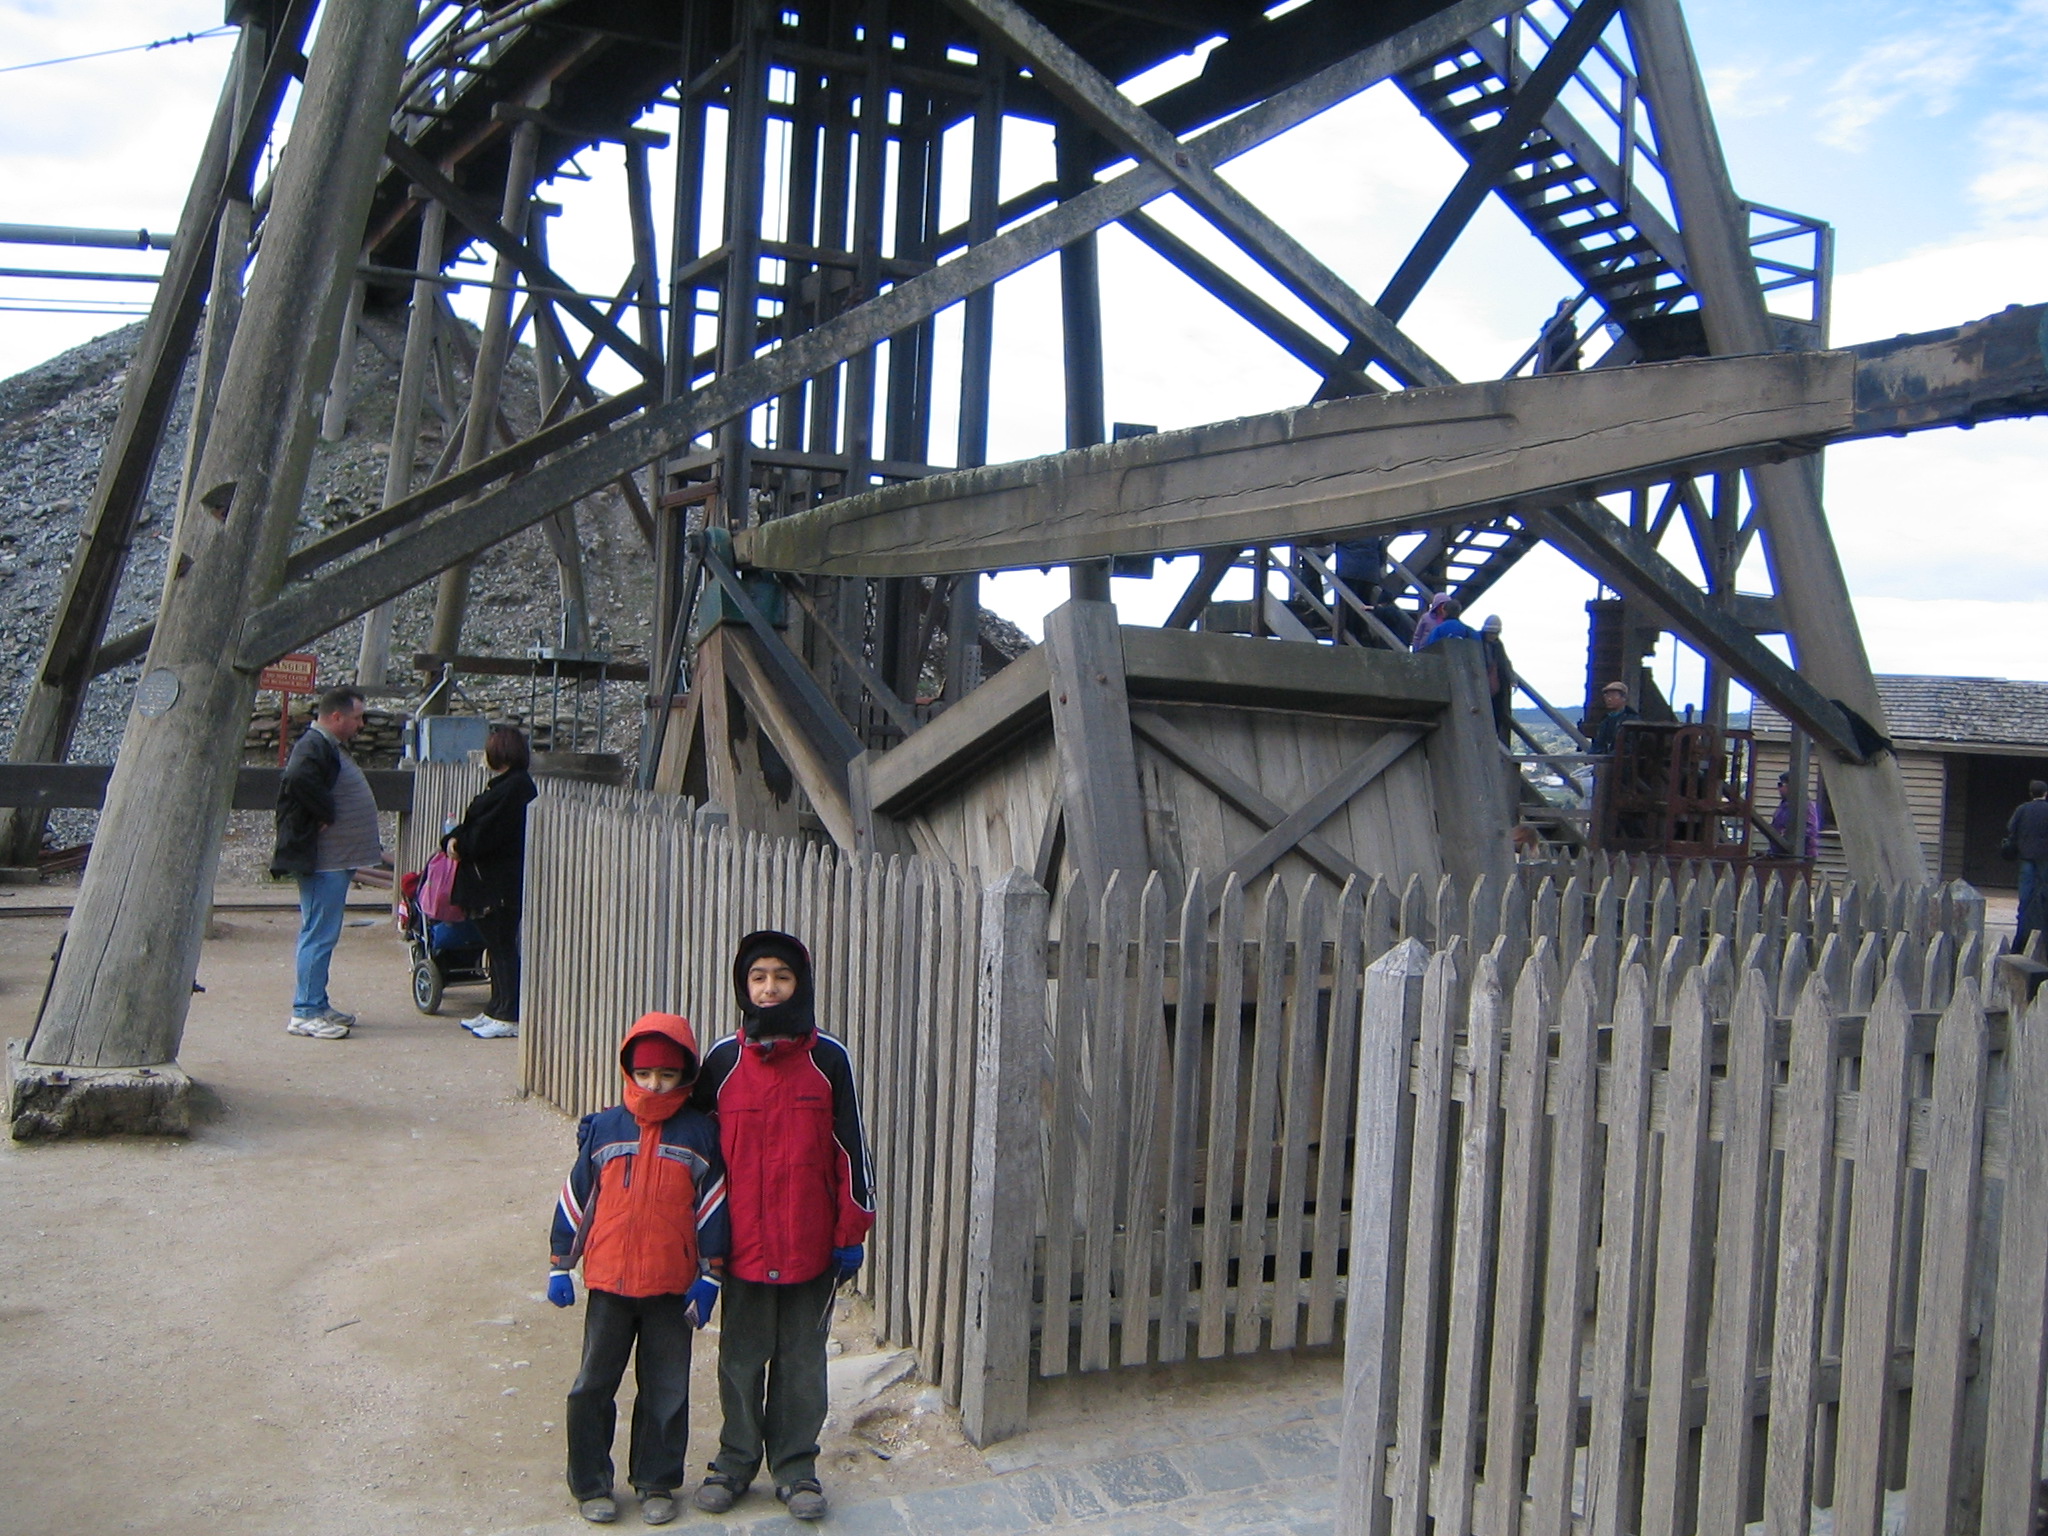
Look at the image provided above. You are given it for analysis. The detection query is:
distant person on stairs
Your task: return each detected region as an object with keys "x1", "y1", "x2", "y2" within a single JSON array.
[{"x1": 271, "y1": 686, "x2": 381, "y2": 1040}]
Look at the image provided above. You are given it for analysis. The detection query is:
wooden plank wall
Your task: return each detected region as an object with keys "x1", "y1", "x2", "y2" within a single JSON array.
[
  {"x1": 1754, "y1": 739, "x2": 1949, "y2": 884},
  {"x1": 1336, "y1": 924, "x2": 2040, "y2": 1536},
  {"x1": 512, "y1": 772, "x2": 983, "y2": 1404}
]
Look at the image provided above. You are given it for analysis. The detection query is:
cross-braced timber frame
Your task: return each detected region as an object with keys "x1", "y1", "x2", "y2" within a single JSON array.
[{"x1": 15, "y1": 0, "x2": 2048, "y2": 1091}]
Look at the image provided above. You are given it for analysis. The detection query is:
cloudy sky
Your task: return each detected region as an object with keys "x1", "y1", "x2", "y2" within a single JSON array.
[{"x1": 4, "y1": 0, "x2": 2045, "y2": 707}]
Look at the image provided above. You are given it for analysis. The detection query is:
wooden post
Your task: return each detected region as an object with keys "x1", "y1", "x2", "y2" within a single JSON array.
[
  {"x1": 1623, "y1": 0, "x2": 1926, "y2": 887},
  {"x1": 356, "y1": 200, "x2": 445, "y2": 689},
  {"x1": 959, "y1": 867, "x2": 1048, "y2": 1446},
  {"x1": 1043, "y1": 599, "x2": 1148, "y2": 896},
  {"x1": 1426, "y1": 638, "x2": 1514, "y2": 890},
  {"x1": 1056, "y1": 121, "x2": 1110, "y2": 603},
  {"x1": 319, "y1": 276, "x2": 366, "y2": 441},
  {"x1": 426, "y1": 115, "x2": 544, "y2": 671},
  {"x1": 0, "y1": 27, "x2": 260, "y2": 867},
  {"x1": 1337, "y1": 936, "x2": 1429, "y2": 1536},
  {"x1": 15, "y1": 0, "x2": 412, "y2": 1108}
]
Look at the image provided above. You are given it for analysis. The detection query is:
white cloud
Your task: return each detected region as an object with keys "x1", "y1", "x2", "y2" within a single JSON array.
[
  {"x1": 1703, "y1": 61, "x2": 1795, "y2": 122},
  {"x1": 1818, "y1": 32, "x2": 1984, "y2": 150},
  {"x1": 1970, "y1": 110, "x2": 2048, "y2": 222},
  {"x1": 1855, "y1": 596, "x2": 2048, "y2": 682}
]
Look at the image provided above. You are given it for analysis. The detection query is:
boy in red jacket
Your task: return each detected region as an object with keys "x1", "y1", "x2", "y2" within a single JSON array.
[
  {"x1": 549, "y1": 1013, "x2": 729, "y2": 1525},
  {"x1": 690, "y1": 931, "x2": 873, "y2": 1522}
]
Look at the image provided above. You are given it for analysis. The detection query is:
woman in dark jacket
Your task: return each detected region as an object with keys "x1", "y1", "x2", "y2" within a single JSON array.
[{"x1": 445, "y1": 725, "x2": 538, "y2": 1036}]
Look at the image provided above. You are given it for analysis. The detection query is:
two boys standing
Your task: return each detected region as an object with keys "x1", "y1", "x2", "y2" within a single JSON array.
[{"x1": 549, "y1": 931, "x2": 873, "y2": 1525}]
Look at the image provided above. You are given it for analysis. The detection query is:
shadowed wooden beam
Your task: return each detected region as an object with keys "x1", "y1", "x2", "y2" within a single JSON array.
[
  {"x1": 232, "y1": 0, "x2": 1518, "y2": 670},
  {"x1": 736, "y1": 305, "x2": 2048, "y2": 580}
]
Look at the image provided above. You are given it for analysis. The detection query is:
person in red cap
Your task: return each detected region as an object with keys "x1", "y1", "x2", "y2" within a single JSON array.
[
  {"x1": 688, "y1": 930, "x2": 873, "y2": 1522},
  {"x1": 548, "y1": 1013, "x2": 729, "y2": 1526}
]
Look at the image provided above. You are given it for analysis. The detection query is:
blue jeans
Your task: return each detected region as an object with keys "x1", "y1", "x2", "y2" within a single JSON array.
[
  {"x1": 2020, "y1": 860, "x2": 2047, "y2": 946},
  {"x1": 293, "y1": 869, "x2": 354, "y2": 1014}
]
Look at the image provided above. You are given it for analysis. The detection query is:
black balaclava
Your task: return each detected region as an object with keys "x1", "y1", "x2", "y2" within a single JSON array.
[{"x1": 732, "y1": 929, "x2": 815, "y2": 1042}]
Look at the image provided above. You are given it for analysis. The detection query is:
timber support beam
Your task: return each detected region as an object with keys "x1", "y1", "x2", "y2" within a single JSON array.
[{"x1": 735, "y1": 306, "x2": 2048, "y2": 581}]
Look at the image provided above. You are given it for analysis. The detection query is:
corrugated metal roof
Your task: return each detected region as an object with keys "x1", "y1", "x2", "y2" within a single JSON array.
[{"x1": 1752, "y1": 675, "x2": 2048, "y2": 749}]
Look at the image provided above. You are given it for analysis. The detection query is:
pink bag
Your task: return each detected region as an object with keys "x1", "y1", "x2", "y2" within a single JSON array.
[{"x1": 420, "y1": 849, "x2": 466, "y2": 923}]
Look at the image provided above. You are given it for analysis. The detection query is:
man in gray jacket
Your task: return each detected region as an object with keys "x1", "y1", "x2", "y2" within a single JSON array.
[
  {"x1": 2008, "y1": 780, "x2": 2048, "y2": 951},
  {"x1": 271, "y1": 686, "x2": 383, "y2": 1039}
]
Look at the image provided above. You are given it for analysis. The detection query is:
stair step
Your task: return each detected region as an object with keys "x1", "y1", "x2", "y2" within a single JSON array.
[
  {"x1": 1435, "y1": 88, "x2": 1513, "y2": 127},
  {"x1": 1543, "y1": 211, "x2": 1633, "y2": 240},
  {"x1": 1511, "y1": 134, "x2": 1567, "y2": 166},
  {"x1": 1404, "y1": 57, "x2": 1494, "y2": 98},
  {"x1": 1515, "y1": 164, "x2": 1591, "y2": 195},
  {"x1": 1525, "y1": 187, "x2": 1610, "y2": 218}
]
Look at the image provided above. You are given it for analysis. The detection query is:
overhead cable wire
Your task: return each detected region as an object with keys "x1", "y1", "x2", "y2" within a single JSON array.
[{"x1": 1, "y1": 26, "x2": 236, "y2": 75}]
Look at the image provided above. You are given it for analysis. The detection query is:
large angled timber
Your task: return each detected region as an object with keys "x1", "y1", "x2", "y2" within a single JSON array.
[
  {"x1": 19, "y1": 0, "x2": 412, "y2": 1107},
  {"x1": 1624, "y1": 0, "x2": 1926, "y2": 884},
  {"x1": 738, "y1": 306, "x2": 2048, "y2": 578},
  {"x1": 0, "y1": 11, "x2": 310, "y2": 865}
]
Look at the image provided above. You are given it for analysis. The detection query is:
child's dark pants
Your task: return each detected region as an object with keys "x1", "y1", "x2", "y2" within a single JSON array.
[
  {"x1": 712, "y1": 1270, "x2": 836, "y2": 1489},
  {"x1": 567, "y1": 1290, "x2": 695, "y2": 1499}
]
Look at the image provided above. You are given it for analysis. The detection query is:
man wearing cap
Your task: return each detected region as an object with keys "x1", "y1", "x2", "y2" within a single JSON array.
[{"x1": 1582, "y1": 681, "x2": 1638, "y2": 757}]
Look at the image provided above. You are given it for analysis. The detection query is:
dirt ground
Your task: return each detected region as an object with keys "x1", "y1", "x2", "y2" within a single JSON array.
[{"x1": 0, "y1": 904, "x2": 979, "y2": 1536}]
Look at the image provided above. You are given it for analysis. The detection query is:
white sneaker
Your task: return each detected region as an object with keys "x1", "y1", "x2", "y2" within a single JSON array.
[
  {"x1": 318, "y1": 1005, "x2": 357, "y2": 1028},
  {"x1": 469, "y1": 1018, "x2": 519, "y2": 1039},
  {"x1": 459, "y1": 1013, "x2": 492, "y2": 1032},
  {"x1": 287, "y1": 1014, "x2": 349, "y2": 1040}
]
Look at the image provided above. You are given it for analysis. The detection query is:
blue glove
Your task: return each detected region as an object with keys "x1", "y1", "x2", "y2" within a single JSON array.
[
  {"x1": 685, "y1": 1275, "x2": 721, "y2": 1328},
  {"x1": 831, "y1": 1244, "x2": 864, "y2": 1280},
  {"x1": 547, "y1": 1271, "x2": 575, "y2": 1308}
]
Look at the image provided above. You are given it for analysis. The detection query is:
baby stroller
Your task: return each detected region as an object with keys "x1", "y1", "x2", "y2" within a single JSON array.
[{"x1": 395, "y1": 851, "x2": 491, "y2": 1015}]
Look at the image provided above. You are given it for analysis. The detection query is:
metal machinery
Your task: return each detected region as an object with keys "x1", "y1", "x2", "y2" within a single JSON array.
[
  {"x1": 1590, "y1": 721, "x2": 1804, "y2": 871},
  {"x1": 15, "y1": 0, "x2": 2048, "y2": 1094}
]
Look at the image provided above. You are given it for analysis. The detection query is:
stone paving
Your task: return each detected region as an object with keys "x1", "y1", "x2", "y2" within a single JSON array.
[{"x1": 711, "y1": 1359, "x2": 1346, "y2": 1536}]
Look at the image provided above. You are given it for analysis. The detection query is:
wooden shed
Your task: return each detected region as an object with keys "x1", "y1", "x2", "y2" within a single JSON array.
[
  {"x1": 860, "y1": 606, "x2": 1515, "y2": 904},
  {"x1": 1753, "y1": 675, "x2": 2048, "y2": 887}
]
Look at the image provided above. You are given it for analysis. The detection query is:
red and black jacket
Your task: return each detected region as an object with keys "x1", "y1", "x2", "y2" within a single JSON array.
[
  {"x1": 693, "y1": 932, "x2": 874, "y2": 1285},
  {"x1": 551, "y1": 1013, "x2": 729, "y2": 1298}
]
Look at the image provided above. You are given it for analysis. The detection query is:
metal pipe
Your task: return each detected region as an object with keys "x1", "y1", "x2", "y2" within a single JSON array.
[
  {"x1": 0, "y1": 266, "x2": 161, "y2": 283},
  {"x1": 0, "y1": 223, "x2": 173, "y2": 251}
]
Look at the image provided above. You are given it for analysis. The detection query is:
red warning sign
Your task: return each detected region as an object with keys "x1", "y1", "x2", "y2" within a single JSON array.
[{"x1": 258, "y1": 653, "x2": 319, "y2": 695}]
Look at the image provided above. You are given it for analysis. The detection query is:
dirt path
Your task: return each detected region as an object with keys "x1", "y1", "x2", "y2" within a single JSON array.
[{"x1": 0, "y1": 909, "x2": 972, "y2": 1535}]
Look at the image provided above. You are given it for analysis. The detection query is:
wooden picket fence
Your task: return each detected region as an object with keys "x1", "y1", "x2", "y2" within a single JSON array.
[
  {"x1": 403, "y1": 761, "x2": 2041, "y2": 1501},
  {"x1": 1018, "y1": 859, "x2": 1989, "y2": 1383},
  {"x1": 1336, "y1": 928, "x2": 2046, "y2": 1535}
]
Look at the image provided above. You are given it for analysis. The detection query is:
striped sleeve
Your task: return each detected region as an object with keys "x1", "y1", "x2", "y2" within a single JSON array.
[
  {"x1": 681, "y1": 1110, "x2": 730, "y2": 1270},
  {"x1": 549, "y1": 1113, "x2": 600, "y2": 1267}
]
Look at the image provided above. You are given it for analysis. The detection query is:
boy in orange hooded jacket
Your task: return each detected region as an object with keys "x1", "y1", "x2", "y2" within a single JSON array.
[{"x1": 548, "y1": 1013, "x2": 728, "y2": 1525}]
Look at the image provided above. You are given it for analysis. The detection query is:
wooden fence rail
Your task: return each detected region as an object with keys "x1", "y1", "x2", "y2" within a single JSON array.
[{"x1": 1337, "y1": 934, "x2": 2044, "y2": 1535}]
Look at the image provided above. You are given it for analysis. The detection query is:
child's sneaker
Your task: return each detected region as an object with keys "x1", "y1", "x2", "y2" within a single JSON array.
[
  {"x1": 578, "y1": 1494, "x2": 618, "y2": 1523},
  {"x1": 638, "y1": 1490, "x2": 678, "y2": 1524},
  {"x1": 286, "y1": 1014, "x2": 349, "y2": 1039},
  {"x1": 778, "y1": 1480, "x2": 827, "y2": 1521},
  {"x1": 692, "y1": 1475, "x2": 741, "y2": 1513}
]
